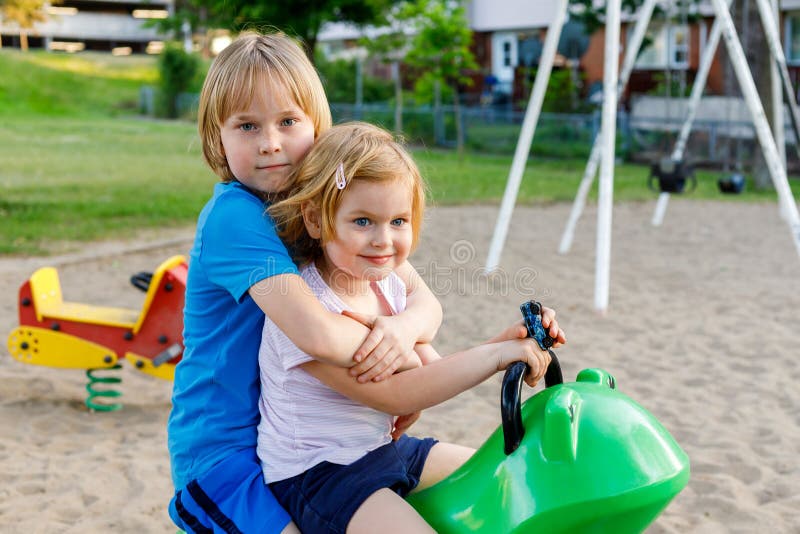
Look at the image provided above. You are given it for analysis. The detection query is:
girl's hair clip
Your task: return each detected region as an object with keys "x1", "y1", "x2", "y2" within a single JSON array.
[{"x1": 335, "y1": 163, "x2": 347, "y2": 190}]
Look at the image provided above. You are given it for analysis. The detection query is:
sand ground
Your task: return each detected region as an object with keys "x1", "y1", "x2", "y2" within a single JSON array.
[{"x1": 1, "y1": 199, "x2": 798, "y2": 533}]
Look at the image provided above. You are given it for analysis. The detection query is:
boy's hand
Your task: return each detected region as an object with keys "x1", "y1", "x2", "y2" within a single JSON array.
[
  {"x1": 487, "y1": 306, "x2": 566, "y2": 347},
  {"x1": 342, "y1": 311, "x2": 417, "y2": 382},
  {"x1": 391, "y1": 411, "x2": 421, "y2": 440}
]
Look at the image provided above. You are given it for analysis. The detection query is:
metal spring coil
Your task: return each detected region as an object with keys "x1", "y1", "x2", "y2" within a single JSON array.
[{"x1": 85, "y1": 365, "x2": 123, "y2": 412}]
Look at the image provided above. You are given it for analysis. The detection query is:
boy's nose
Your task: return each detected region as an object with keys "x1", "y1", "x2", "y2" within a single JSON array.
[{"x1": 259, "y1": 132, "x2": 281, "y2": 154}]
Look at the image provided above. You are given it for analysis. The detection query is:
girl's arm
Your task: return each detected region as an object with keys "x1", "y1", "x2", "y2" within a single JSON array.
[
  {"x1": 414, "y1": 343, "x2": 442, "y2": 365},
  {"x1": 249, "y1": 273, "x2": 421, "y2": 371},
  {"x1": 300, "y1": 338, "x2": 550, "y2": 415}
]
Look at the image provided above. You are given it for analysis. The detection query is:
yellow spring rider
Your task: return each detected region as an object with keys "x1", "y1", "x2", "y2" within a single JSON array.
[{"x1": 6, "y1": 256, "x2": 187, "y2": 410}]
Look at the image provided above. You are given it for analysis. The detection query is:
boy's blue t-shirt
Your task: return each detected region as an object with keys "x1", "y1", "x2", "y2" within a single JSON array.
[{"x1": 167, "y1": 181, "x2": 298, "y2": 490}]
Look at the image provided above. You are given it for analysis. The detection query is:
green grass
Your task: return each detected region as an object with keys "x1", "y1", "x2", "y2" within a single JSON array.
[
  {"x1": 0, "y1": 49, "x2": 158, "y2": 117},
  {"x1": 0, "y1": 115, "x2": 210, "y2": 254},
  {"x1": 416, "y1": 149, "x2": 800, "y2": 205},
  {"x1": 1, "y1": 49, "x2": 798, "y2": 255}
]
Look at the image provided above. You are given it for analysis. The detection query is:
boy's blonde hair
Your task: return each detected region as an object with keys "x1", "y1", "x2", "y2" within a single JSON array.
[
  {"x1": 270, "y1": 122, "x2": 427, "y2": 265},
  {"x1": 198, "y1": 31, "x2": 332, "y2": 181}
]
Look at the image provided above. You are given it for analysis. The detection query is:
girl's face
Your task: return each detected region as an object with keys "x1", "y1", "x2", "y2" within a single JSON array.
[
  {"x1": 219, "y1": 84, "x2": 315, "y2": 194},
  {"x1": 315, "y1": 179, "x2": 414, "y2": 284}
]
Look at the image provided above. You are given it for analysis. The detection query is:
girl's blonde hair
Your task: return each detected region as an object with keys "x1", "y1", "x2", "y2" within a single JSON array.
[
  {"x1": 197, "y1": 31, "x2": 332, "y2": 181},
  {"x1": 270, "y1": 122, "x2": 427, "y2": 265}
]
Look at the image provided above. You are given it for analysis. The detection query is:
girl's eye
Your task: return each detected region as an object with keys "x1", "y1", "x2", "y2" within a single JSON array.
[
  {"x1": 281, "y1": 118, "x2": 298, "y2": 127},
  {"x1": 354, "y1": 217, "x2": 370, "y2": 227},
  {"x1": 240, "y1": 123, "x2": 256, "y2": 132},
  {"x1": 391, "y1": 218, "x2": 407, "y2": 227}
]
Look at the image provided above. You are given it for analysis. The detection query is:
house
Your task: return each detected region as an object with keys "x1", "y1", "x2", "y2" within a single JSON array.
[
  {"x1": 467, "y1": 0, "x2": 800, "y2": 106},
  {"x1": 0, "y1": 0, "x2": 174, "y2": 54}
]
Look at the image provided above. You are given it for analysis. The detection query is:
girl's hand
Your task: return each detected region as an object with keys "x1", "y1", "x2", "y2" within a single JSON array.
[
  {"x1": 485, "y1": 319, "x2": 527, "y2": 343},
  {"x1": 541, "y1": 306, "x2": 566, "y2": 348},
  {"x1": 485, "y1": 307, "x2": 566, "y2": 347},
  {"x1": 342, "y1": 311, "x2": 417, "y2": 382},
  {"x1": 495, "y1": 339, "x2": 552, "y2": 387},
  {"x1": 391, "y1": 411, "x2": 422, "y2": 440}
]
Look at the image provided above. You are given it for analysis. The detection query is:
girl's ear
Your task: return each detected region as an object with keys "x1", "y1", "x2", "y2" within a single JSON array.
[{"x1": 302, "y1": 202, "x2": 322, "y2": 239}]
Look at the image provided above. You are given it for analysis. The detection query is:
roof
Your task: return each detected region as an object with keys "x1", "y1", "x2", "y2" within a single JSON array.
[
  {"x1": 466, "y1": 0, "x2": 800, "y2": 32},
  {"x1": 468, "y1": 0, "x2": 565, "y2": 31},
  {"x1": 318, "y1": 0, "x2": 800, "y2": 42}
]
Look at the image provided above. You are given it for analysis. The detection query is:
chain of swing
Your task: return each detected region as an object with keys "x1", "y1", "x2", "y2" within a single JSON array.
[
  {"x1": 647, "y1": 0, "x2": 753, "y2": 194},
  {"x1": 648, "y1": 0, "x2": 698, "y2": 195}
]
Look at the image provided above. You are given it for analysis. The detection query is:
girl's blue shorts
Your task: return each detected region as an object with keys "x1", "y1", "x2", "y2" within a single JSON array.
[
  {"x1": 169, "y1": 449, "x2": 291, "y2": 534},
  {"x1": 269, "y1": 435, "x2": 438, "y2": 534}
]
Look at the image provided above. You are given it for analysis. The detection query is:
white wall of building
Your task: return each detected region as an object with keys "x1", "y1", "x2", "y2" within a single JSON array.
[{"x1": 468, "y1": 0, "x2": 560, "y2": 32}]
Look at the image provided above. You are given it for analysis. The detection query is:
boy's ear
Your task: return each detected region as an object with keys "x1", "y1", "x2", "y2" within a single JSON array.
[{"x1": 302, "y1": 202, "x2": 322, "y2": 239}]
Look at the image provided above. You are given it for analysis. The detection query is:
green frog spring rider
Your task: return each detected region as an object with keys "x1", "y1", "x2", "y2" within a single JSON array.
[{"x1": 408, "y1": 301, "x2": 690, "y2": 533}]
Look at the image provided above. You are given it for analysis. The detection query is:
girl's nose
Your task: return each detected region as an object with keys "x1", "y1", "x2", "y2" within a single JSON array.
[{"x1": 371, "y1": 226, "x2": 390, "y2": 247}]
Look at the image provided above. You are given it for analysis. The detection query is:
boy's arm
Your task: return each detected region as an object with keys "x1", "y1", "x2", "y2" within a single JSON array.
[
  {"x1": 346, "y1": 261, "x2": 442, "y2": 380},
  {"x1": 301, "y1": 338, "x2": 550, "y2": 415},
  {"x1": 396, "y1": 260, "x2": 442, "y2": 343},
  {"x1": 250, "y1": 273, "x2": 422, "y2": 369}
]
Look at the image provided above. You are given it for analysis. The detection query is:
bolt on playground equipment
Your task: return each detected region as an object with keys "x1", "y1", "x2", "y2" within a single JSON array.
[
  {"x1": 408, "y1": 301, "x2": 690, "y2": 532},
  {"x1": 6, "y1": 255, "x2": 187, "y2": 411}
]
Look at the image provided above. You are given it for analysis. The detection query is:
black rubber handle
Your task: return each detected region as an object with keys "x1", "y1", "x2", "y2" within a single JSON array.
[
  {"x1": 501, "y1": 354, "x2": 563, "y2": 455},
  {"x1": 130, "y1": 271, "x2": 153, "y2": 292},
  {"x1": 501, "y1": 301, "x2": 564, "y2": 455},
  {"x1": 501, "y1": 361, "x2": 528, "y2": 455}
]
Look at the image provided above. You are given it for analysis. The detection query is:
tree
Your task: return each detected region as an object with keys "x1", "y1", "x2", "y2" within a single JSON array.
[
  {"x1": 736, "y1": 0, "x2": 775, "y2": 190},
  {"x1": 158, "y1": 44, "x2": 200, "y2": 118},
  {"x1": 0, "y1": 0, "x2": 47, "y2": 51},
  {"x1": 361, "y1": 13, "x2": 412, "y2": 134},
  {"x1": 160, "y1": 0, "x2": 400, "y2": 60},
  {"x1": 400, "y1": 0, "x2": 478, "y2": 156},
  {"x1": 568, "y1": 0, "x2": 680, "y2": 34}
]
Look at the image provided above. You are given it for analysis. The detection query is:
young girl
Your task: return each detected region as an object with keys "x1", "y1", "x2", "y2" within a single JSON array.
[
  {"x1": 166, "y1": 33, "x2": 449, "y2": 534},
  {"x1": 261, "y1": 122, "x2": 558, "y2": 533}
]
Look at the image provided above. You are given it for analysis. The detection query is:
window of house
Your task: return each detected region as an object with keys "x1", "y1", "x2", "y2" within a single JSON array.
[
  {"x1": 517, "y1": 31, "x2": 541, "y2": 68},
  {"x1": 633, "y1": 23, "x2": 689, "y2": 70},
  {"x1": 785, "y1": 12, "x2": 800, "y2": 64},
  {"x1": 503, "y1": 41, "x2": 512, "y2": 67},
  {"x1": 670, "y1": 25, "x2": 689, "y2": 68}
]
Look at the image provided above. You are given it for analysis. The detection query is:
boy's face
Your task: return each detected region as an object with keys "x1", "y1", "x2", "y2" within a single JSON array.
[{"x1": 220, "y1": 86, "x2": 315, "y2": 194}]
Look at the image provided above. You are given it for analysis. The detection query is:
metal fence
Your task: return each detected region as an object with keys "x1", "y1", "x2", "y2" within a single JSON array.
[
  {"x1": 332, "y1": 102, "x2": 770, "y2": 169},
  {"x1": 331, "y1": 103, "x2": 601, "y2": 159},
  {"x1": 141, "y1": 88, "x2": 770, "y2": 169}
]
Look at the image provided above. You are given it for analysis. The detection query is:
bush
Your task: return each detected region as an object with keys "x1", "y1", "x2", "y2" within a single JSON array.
[
  {"x1": 158, "y1": 44, "x2": 199, "y2": 118},
  {"x1": 411, "y1": 73, "x2": 455, "y2": 106},
  {"x1": 518, "y1": 67, "x2": 592, "y2": 113},
  {"x1": 315, "y1": 54, "x2": 394, "y2": 103}
]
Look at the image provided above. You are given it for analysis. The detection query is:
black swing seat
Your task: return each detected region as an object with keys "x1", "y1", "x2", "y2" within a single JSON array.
[
  {"x1": 717, "y1": 172, "x2": 745, "y2": 194},
  {"x1": 648, "y1": 157, "x2": 697, "y2": 194}
]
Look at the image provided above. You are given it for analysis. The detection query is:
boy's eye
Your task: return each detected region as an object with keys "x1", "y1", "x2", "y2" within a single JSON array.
[
  {"x1": 281, "y1": 118, "x2": 298, "y2": 127},
  {"x1": 354, "y1": 217, "x2": 370, "y2": 227},
  {"x1": 240, "y1": 123, "x2": 256, "y2": 132},
  {"x1": 391, "y1": 218, "x2": 407, "y2": 226}
]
